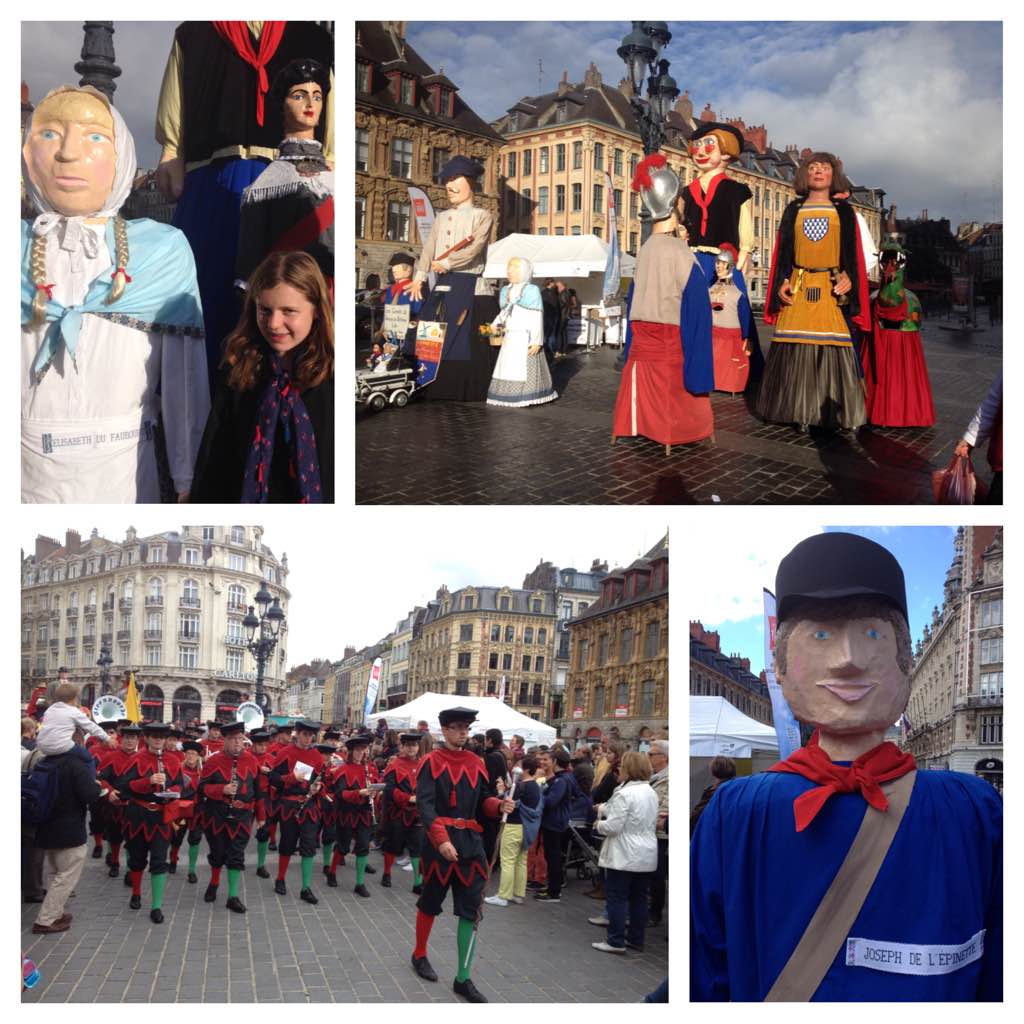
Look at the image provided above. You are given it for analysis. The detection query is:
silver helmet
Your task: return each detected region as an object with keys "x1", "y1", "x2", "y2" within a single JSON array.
[{"x1": 632, "y1": 154, "x2": 680, "y2": 223}]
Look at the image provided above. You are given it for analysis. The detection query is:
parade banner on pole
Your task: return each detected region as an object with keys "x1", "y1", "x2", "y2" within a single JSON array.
[
  {"x1": 603, "y1": 171, "x2": 621, "y2": 301},
  {"x1": 408, "y1": 186, "x2": 437, "y2": 291},
  {"x1": 363, "y1": 657, "x2": 383, "y2": 724},
  {"x1": 125, "y1": 671, "x2": 142, "y2": 724},
  {"x1": 763, "y1": 589, "x2": 802, "y2": 759},
  {"x1": 497, "y1": 675, "x2": 506, "y2": 702}
]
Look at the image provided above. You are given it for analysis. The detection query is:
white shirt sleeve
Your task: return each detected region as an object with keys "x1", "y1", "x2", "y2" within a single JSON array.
[
  {"x1": 963, "y1": 370, "x2": 1002, "y2": 448},
  {"x1": 160, "y1": 336, "x2": 211, "y2": 495},
  {"x1": 72, "y1": 705, "x2": 110, "y2": 742}
]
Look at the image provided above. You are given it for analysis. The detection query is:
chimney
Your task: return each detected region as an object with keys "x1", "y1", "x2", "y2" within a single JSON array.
[
  {"x1": 700, "y1": 102, "x2": 716, "y2": 122},
  {"x1": 344, "y1": 646, "x2": 357, "y2": 659},
  {"x1": 583, "y1": 61, "x2": 602, "y2": 89},
  {"x1": 590, "y1": 558, "x2": 608, "y2": 573},
  {"x1": 36, "y1": 535, "x2": 61, "y2": 560},
  {"x1": 674, "y1": 89, "x2": 693, "y2": 122},
  {"x1": 557, "y1": 69, "x2": 570, "y2": 97},
  {"x1": 65, "y1": 529, "x2": 81, "y2": 553},
  {"x1": 921, "y1": 209, "x2": 928, "y2": 221}
]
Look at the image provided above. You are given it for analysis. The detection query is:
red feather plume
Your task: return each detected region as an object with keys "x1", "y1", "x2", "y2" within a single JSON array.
[{"x1": 631, "y1": 153, "x2": 667, "y2": 192}]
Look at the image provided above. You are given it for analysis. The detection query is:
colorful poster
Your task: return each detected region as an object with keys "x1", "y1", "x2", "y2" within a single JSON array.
[
  {"x1": 614, "y1": 703, "x2": 628, "y2": 718},
  {"x1": 363, "y1": 658, "x2": 383, "y2": 724},
  {"x1": 573, "y1": 707, "x2": 583, "y2": 720},
  {"x1": 414, "y1": 318, "x2": 445, "y2": 387},
  {"x1": 408, "y1": 186, "x2": 437, "y2": 291}
]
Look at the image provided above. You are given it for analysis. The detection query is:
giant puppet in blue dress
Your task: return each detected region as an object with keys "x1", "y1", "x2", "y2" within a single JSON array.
[{"x1": 691, "y1": 532, "x2": 1002, "y2": 1002}]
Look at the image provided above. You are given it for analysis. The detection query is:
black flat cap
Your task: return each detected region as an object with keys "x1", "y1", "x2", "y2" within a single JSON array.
[
  {"x1": 294, "y1": 720, "x2": 320, "y2": 734},
  {"x1": 119, "y1": 722, "x2": 143, "y2": 735},
  {"x1": 400, "y1": 732, "x2": 423, "y2": 744},
  {"x1": 249, "y1": 730, "x2": 271, "y2": 743},
  {"x1": 439, "y1": 155, "x2": 484, "y2": 183},
  {"x1": 220, "y1": 720, "x2": 246, "y2": 737},
  {"x1": 182, "y1": 741, "x2": 203, "y2": 754},
  {"x1": 142, "y1": 722, "x2": 171, "y2": 735},
  {"x1": 345, "y1": 735, "x2": 372, "y2": 749},
  {"x1": 438, "y1": 706, "x2": 478, "y2": 727}
]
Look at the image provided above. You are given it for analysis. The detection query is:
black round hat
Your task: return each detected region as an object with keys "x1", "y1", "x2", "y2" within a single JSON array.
[
  {"x1": 314, "y1": 743, "x2": 336, "y2": 754},
  {"x1": 294, "y1": 719, "x2": 320, "y2": 734},
  {"x1": 775, "y1": 532, "x2": 908, "y2": 625},
  {"x1": 438, "y1": 155, "x2": 484, "y2": 184},
  {"x1": 220, "y1": 720, "x2": 246, "y2": 737},
  {"x1": 345, "y1": 735, "x2": 372, "y2": 750},
  {"x1": 119, "y1": 722, "x2": 143, "y2": 735},
  {"x1": 689, "y1": 121, "x2": 745, "y2": 158},
  {"x1": 438, "y1": 706, "x2": 478, "y2": 727},
  {"x1": 206, "y1": 720, "x2": 223, "y2": 731},
  {"x1": 389, "y1": 252, "x2": 415, "y2": 268},
  {"x1": 182, "y1": 741, "x2": 204, "y2": 754},
  {"x1": 400, "y1": 732, "x2": 423, "y2": 744},
  {"x1": 249, "y1": 730, "x2": 271, "y2": 743},
  {"x1": 142, "y1": 721, "x2": 171, "y2": 736}
]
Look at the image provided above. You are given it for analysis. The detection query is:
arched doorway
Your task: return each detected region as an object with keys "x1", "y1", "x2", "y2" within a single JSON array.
[
  {"x1": 975, "y1": 757, "x2": 1002, "y2": 793},
  {"x1": 216, "y1": 689, "x2": 244, "y2": 723},
  {"x1": 173, "y1": 685, "x2": 202, "y2": 727},
  {"x1": 141, "y1": 684, "x2": 164, "y2": 723}
]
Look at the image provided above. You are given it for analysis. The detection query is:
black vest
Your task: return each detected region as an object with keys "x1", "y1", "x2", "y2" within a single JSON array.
[
  {"x1": 681, "y1": 177, "x2": 752, "y2": 249},
  {"x1": 175, "y1": 22, "x2": 333, "y2": 164}
]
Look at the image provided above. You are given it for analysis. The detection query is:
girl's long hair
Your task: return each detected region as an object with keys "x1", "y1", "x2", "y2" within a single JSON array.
[{"x1": 223, "y1": 251, "x2": 334, "y2": 392}]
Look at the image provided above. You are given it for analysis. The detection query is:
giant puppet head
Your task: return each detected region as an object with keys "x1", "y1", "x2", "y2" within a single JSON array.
[
  {"x1": 773, "y1": 533, "x2": 912, "y2": 742},
  {"x1": 688, "y1": 122, "x2": 744, "y2": 176},
  {"x1": 439, "y1": 155, "x2": 484, "y2": 206},
  {"x1": 271, "y1": 58, "x2": 330, "y2": 139}
]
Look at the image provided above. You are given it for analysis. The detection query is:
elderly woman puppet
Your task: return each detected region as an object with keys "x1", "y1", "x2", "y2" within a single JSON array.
[
  {"x1": 21, "y1": 86, "x2": 208, "y2": 503},
  {"x1": 485, "y1": 257, "x2": 558, "y2": 408},
  {"x1": 690, "y1": 532, "x2": 1002, "y2": 1002}
]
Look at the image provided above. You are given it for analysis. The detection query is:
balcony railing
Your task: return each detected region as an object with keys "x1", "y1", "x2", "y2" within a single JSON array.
[
  {"x1": 177, "y1": 631, "x2": 201, "y2": 643},
  {"x1": 66, "y1": 608, "x2": 79, "y2": 620},
  {"x1": 180, "y1": 597, "x2": 201, "y2": 609},
  {"x1": 227, "y1": 600, "x2": 247, "y2": 613},
  {"x1": 954, "y1": 693, "x2": 1004, "y2": 710},
  {"x1": 65, "y1": 637, "x2": 77, "y2": 648},
  {"x1": 50, "y1": 610, "x2": 61, "y2": 622},
  {"x1": 145, "y1": 595, "x2": 164, "y2": 607},
  {"x1": 119, "y1": 598, "x2": 133, "y2": 612},
  {"x1": 100, "y1": 632, "x2": 113, "y2": 646},
  {"x1": 84, "y1": 605, "x2": 96, "y2": 616},
  {"x1": 144, "y1": 629, "x2": 163, "y2": 640},
  {"x1": 117, "y1": 629, "x2": 131, "y2": 641}
]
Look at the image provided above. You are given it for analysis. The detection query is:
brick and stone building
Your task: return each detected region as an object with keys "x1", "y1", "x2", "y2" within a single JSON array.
[{"x1": 689, "y1": 621, "x2": 772, "y2": 725}]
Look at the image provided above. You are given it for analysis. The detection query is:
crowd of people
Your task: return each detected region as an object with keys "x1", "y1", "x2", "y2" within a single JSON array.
[{"x1": 22, "y1": 687, "x2": 668, "y2": 1003}]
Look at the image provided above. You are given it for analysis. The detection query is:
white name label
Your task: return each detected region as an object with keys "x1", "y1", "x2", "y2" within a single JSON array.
[{"x1": 846, "y1": 930, "x2": 985, "y2": 976}]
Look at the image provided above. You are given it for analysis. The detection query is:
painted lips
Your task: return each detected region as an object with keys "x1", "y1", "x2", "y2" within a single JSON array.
[{"x1": 820, "y1": 682, "x2": 876, "y2": 702}]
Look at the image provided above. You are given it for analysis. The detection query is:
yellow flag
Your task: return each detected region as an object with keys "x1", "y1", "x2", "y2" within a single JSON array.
[{"x1": 126, "y1": 671, "x2": 142, "y2": 723}]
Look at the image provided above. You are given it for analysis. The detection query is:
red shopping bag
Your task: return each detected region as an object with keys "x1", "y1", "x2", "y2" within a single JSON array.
[{"x1": 932, "y1": 452, "x2": 987, "y2": 504}]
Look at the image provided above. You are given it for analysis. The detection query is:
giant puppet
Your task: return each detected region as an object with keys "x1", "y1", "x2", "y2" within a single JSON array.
[
  {"x1": 691, "y1": 532, "x2": 1002, "y2": 1001},
  {"x1": 611, "y1": 154, "x2": 714, "y2": 454},
  {"x1": 156, "y1": 21, "x2": 333, "y2": 388},
  {"x1": 21, "y1": 85, "x2": 209, "y2": 503},
  {"x1": 757, "y1": 152, "x2": 871, "y2": 432}
]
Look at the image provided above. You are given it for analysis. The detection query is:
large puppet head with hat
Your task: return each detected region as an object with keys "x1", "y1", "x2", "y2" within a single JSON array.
[
  {"x1": 438, "y1": 155, "x2": 484, "y2": 207},
  {"x1": 774, "y1": 533, "x2": 912, "y2": 741},
  {"x1": 688, "y1": 122, "x2": 744, "y2": 176}
]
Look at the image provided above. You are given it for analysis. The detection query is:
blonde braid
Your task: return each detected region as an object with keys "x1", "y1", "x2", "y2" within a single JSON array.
[
  {"x1": 30, "y1": 234, "x2": 51, "y2": 325},
  {"x1": 106, "y1": 216, "x2": 130, "y2": 304}
]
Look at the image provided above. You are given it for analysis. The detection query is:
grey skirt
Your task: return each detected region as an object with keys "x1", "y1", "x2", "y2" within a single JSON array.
[
  {"x1": 756, "y1": 342, "x2": 866, "y2": 429},
  {"x1": 486, "y1": 351, "x2": 558, "y2": 408}
]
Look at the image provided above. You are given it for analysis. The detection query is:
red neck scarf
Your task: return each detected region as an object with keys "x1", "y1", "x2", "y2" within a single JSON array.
[
  {"x1": 688, "y1": 172, "x2": 727, "y2": 237},
  {"x1": 389, "y1": 278, "x2": 412, "y2": 301},
  {"x1": 212, "y1": 21, "x2": 287, "y2": 126},
  {"x1": 768, "y1": 730, "x2": 916, "y2": 832}
]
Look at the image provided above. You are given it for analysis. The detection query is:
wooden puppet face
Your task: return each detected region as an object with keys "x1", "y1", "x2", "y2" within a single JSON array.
[
  {"x1": 24, "y1": 90, "x2": 116, "y2": 217},
  {"x1": 689, "y1": 134, "x2": 727, "y2": 173},
  {"x1": 445, "y1": 175, "x2": 473, "y2": 205},
  {"x1": 282, "y1": 81, "x2": 324, "y2": 135},
  {"x1": 507, "y1": 258, "x2": 528, "y2": 285}
]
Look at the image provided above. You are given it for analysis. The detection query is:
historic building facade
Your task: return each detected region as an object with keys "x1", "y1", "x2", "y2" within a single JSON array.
[
  {"x1": 493, "y1": 65, "x2": 884, "y2": 302},
  {"x1": 387, "y1": 606, "x2": 426, "y2": 708},
  {"x1": 21, "y1": 525, "x2": 290, "y2": 721},
  {"x1": 689, "y1": 621, "x2": 773, "y2": 725},
  {"x1": 564, "y1": 538, "x2": 668, "y2": 745},
  {"x1": 904, "y1": 527, "x2": 1003, "y2": 789},
  {"x1": 355, "y1": 21, "x2": 504, "y2": 288},
  {"x1": 411, "y1": 584, "x2": 557, "y2": 721}
]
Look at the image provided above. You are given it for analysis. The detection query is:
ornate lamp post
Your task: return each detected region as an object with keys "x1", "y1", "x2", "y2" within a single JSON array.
[
  {"x1": 97, "y1": 645, "x2": 113, "y2": 696},
  {"x1": 243, "y1": 583, "x2": 285, "y2": 713},
  {"x1": 75, "y1": 22, "x2": 122, "y2": 100}
]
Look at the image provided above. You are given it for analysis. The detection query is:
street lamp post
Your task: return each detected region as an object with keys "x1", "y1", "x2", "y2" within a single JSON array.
[
  {"x1": 243, "y1": 583, "x2": 285, "y2": 714},
  {"x1": 617, "y1": 21, "x2": 680, "y2": 245},
  {"x1": 97, "y1": 645, "x2": 113, "y2": 696},
  {"x1": 75, "y1": 22, "x2": 121, "y2": 100}
]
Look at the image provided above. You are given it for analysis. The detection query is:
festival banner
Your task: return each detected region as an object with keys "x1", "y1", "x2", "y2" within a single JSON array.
[
  {"x1": 763, "y1": 588, "x2": 802, "y2": 759},
  {"x1": 125, "y1": 671, "x2": 142, "y2": 724},
  {"x1": 497, "y1": 675, "x2": 506, "y2": 702},
  {"x1": 363, "y1": 657, "x2": 383, "y2": 724},
  {"x1": 603, "y1": 171, "x2": 621, "y2": 301},
  {"x1": 414, "y1": 318, "x2": 445, "y2": 387},
  {"x1": 407, "y1": 186, "x2": 437, "y2": 291}
]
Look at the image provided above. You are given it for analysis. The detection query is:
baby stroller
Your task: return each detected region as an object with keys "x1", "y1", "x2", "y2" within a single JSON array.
[{"x1": 565, "y1": 818, "x2": 601, "y2": 884}]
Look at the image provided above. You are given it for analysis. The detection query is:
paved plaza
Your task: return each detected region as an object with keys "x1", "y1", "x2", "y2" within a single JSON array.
[
  {"x1": 22, "y1": 849, "x2": 668, "y2": 1003},
  {"x1": 355, "y1": 319, "x2": 1001, "y2": 504}
]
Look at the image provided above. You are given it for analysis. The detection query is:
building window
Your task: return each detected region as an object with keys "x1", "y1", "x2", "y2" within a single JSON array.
[
  {"x1": 644, "y1": 621, "x2": 660, "y2": 658},
  {"x1": 980, "y1": 638, "x2": 1003, "y2": 664},
  {"x1": 538, "y1": 186, "x2": 549, "y2": 214},
  {"x1": 459, "y1": 623, "x2": 473, "y2": 642},
  {"x1": 179, "y1": 613, "x2": 200, "y2": 639},
  {"x1": 224, "y1": 650, "x2": 242, "y2": 674},
  {"x1": 508, "y1": 151, "x2": 517, "y2": 178},
  {"x1": 462, "y1": 595, "x2": 475, "y2": 611},
  {"x1": 981, "y1": 599, "x2": 1003, "y2": 627},
  {"x1": 616, "y1": 680, "x2": 629, "y2": 711},
  {"x1": 490, "y1": 624, "x2": 501, "y2": 642},
  {"x1": 619, "y1": 628, "x2": 633, "y2": 663},
  {"x1": 612, "y1": 148, "x2": 623, "y2": 176},
  {"x1": 640, "y1": 679, "x2": 656, "y2": 715},
  {"x1": 555, "y1": 184, "x2": 566, "y2": 213},
  {"x1": 400, "y1": 77, "x2": 414, "y2": 106},
  {"x1": 754, "y1": 216, "x2": 760, "y2": 237},
  {"x1": 572, "y1": 182, "x2": 582, "y2": 212},
  {"x1": 593, "y1": 142, "x2": 604, "y2": 171},
  {"x1": 455, "y1": 679, "x2": 470, "y2": 696},
  {"x1": 356, "y1": 128, "x2": 369, "y2": 172},
  {"x1": 613, "y1": 189, "x2": 622, "y2": 215},
  {"x1": 594, "y1": 685, "x2": 606, "y2": 717},
  {"x1": 183, "y1": 547, "x2": 199, "y2": 566},
  {"x1": 980, "y1": 672, "x2": 1003, "y2": 697},
  {"x1": 356, "y1": 62, "x2": 370, "y2": 93},
  {"x1": 539, "y1": 146, "x2": 549, "y2": 173},
  {"x1": 356, "y1": 197, "x2": 366, "y2": 239},
  {"x1": 522, "y1": 187, "x2": 531, "y2": 212},
  {"x1": 432, "y1": 147, "x2": 451, "y2": 185},
  {"x1": 178, "y1": 646, "x2": 198, "y2": 670},
  {"x1": 524, "y1": 627, "x2": 534, "y2": 645},
  {"x1": 522, "y1": 655, "x2": 531, "y2": 671},
  {"x1": 593, "y1": 184, "x2": 603, "y2": 213},
  {"x1": 578, "y1": 638, "x2": 588, "y2": 669},
  {"x1": 182, "y1": 579, "x2": 199, "y2": 607},
  {"x1": 629, "y1": 153, "x2": 639, "y2": 178},
  {"x1": 556, "y1": 143, "x2": 566, "y2": 171},
  {"x1": 538, "y1": 627, "x2": 547, "y2": 644},
  {"x1": 230, "y1": 526, "x2": 245, "y2": 544},
  {"x1": 502, "y1": 653, "x2": 512, "y2": 671},
  {"x1": 535, "y1": 655, "x2": 545, "y2": 673},
  {"x1": 532, "y1": 683, "x2": 543, "y2": 706},
  {"x1": 980, "y1": 714, "x2": 1003, "y2": 744},
  {"x1": 598, "y1": 634, "x2": 608, "y2": 665},
  {"x1": 505, "y1": 625, "x2": 515, "y2": 643},
  {"x1": 391, "y1": 138, "x2": 413, "y2": 179},
  {"x1": 149, "y1": 546, "x2": 164, "y2": 563},
  {"x1": 572, "y1": 226, "x2": 581, "y2": 235},
  {"x1": 573, "y1": 141, "x2": 583, "y2": 169},
  {"x1": 489, "y1": 652, "x2": 498, "y2": 670},
  {"x1": 629, "y1": 231, "x2": 637, "y2": 252},
  {"x1": 387, "y1": 201, "x2": 411, "y2": 242},
  {"x1": 523, "y1": 150, "x2": 532, "y2": 176},
  {"x1": 532, "y1": 599, "x2": 543, "y2": 612}
]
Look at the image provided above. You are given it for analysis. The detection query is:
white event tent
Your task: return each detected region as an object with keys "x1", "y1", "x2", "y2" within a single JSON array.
[
  {"x1": 366, "y1": 693, "x2": 557, "y2": 747},
  {"x1": 689, "y1": 696, "x2": 780, "y2": 758}
]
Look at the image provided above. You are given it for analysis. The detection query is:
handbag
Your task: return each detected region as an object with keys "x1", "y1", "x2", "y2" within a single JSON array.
[
  {"x1": 932, "y1": 452, "x2": 986, "y2": 504},
  {"x1": 764, "y1": 770, "x2": 916, "y2": 1001}
]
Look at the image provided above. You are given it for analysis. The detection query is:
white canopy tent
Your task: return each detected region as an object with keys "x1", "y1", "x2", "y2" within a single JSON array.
[
  {"x1": 689, "y1": 696, "x2": 780, "y2": 758},
  {"x1": 366, "y1": 693, "x2": 557, "y2": 747}
]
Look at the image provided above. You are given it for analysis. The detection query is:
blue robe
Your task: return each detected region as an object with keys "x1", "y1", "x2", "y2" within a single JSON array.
[{"x1": 690, "y1": 769, "x2": 1002, "y2": 1001}]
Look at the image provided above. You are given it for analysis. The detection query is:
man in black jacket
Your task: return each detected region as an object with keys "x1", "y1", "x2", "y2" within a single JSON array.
[
  {"x1": 481, "y1": 729, "x2": 508, "y2": 865},
  {"x1": 32, "y1": 732, "x2": 104, "y2": 934}
]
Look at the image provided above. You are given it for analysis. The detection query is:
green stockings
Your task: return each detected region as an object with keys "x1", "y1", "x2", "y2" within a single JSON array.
[
  {"x1": 151, "y1": 872, "x2": 167, "y2": 910},
  {"x1": 455, "y1": 917, "x2": 477, "y2": 982},
  {"x1": 411, "y1": 856, "x2": 422, "y2": 886},
  {"x1": 322, "y1": 840, "x2": 334, "y2": 868},
  {"x1": 187, "y1": 843, "x2": 200, "y2": 873},
  {"x1": 256, "y1": 839, "x2": 269, "y2": 868},
  {"x1": 227, "y1": 868, "x2": 241, "y2": 899},
  {"x1": 356, "y1": 854, "x2": 368, "y2": 886},
  {"x1": 301, "y1": 856, "x2": 314, "y2": 889}
]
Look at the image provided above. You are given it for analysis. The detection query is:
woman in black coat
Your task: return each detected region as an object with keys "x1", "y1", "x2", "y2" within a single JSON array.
[{"x1": 191, "y1": 251, "x2": 334, "y2": 503}]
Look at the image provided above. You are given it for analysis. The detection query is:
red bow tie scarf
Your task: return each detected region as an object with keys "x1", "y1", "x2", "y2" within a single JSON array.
[{"x1": 212, "y1": 21, "x2": 287, "y2": 127}]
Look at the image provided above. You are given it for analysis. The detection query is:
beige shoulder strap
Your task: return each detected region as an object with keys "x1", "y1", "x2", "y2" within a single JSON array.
[{"x1": 764, "y1": 769, "x2": 917, "y2": 1002}]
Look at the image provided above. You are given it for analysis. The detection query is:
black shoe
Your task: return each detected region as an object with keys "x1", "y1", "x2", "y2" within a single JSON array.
[
  {"x1": 256, "y1": 865, "x2": 270, "y2": 879},
  {"x1": 326, "y1": 873, "x2": 338, "y2": 887},
  {"x1": 626, "y1": 941, "x2": 644, "y2": 952},
  {"x1": 300, "y1": 888, "x2": 318, "y2": 904},
  {"x1": 24, "y1": 893, "x2": 45, "y2": 904},
  {"x1": 204, "y1": 885, "x2": 218, "y2": 903},
  {"x1": 381, "y1": 874, "x2": 392, "y2": 888},
  {"x1": 534, "y1": 891, "x2": 560, "y2": 902},
  {"x1": 525, "y1": 880, "x2": 544, "y2": 890},
  {"x1": 411, "y1": 955, "x2": 437, "y2": 982},
  {"x1": 187, "y1": 872, "x2": 198, "y2": 884},
  {"x1": 92, "y1": 845, "x2": 103, "y2": 859},
  {"x1": 412, "y1": 884, "x2": 423, "y2": 895},
  {"x1": 453, "y1": 978, "x2": 487, "y2": 1003},
  {"x1": 274, "y1": 879, "x2": 287, "y2": 896},
  {"x1": 353, "y1": 884, "x2": 370, "y2": 898},
  {"x1": 167, "y1": 862, "x2": 177, "y2": 874},
  {"x1": 108, "y1": 864, "x2": 119, "y2": 878},
  {"x1": 129, "y1": 894, "x2": 141, "y2": 910},
  {"x1": 225, "y1": 897, "x2": 247, "y2": 914},
  {"x1": 364, "y1": 864, "x2": 376, "y2": 874},
  {"x1": 268, "y1": 841, "x2": 277, "y2": 851},
  {"x1": 149, "y1": 908, "x2": 164, "y2": 924}
]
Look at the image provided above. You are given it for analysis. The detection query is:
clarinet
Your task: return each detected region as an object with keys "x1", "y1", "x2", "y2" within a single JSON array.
[{"x1": 223, "y1": 753, "x2": 240, "y2": 822}]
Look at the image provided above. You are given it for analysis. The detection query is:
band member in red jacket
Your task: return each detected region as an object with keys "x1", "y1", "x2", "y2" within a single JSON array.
[
  {"x1": 412, "y1": 707, "x2": 514, "y2": 1002},
  {"x1": 119, "y1": 722, "x2": 184, "y2": 924},
  {"x1": 198, "y1": 721, "x2": 259, "y2": 913},
  {"x1": 169, "y1": 740, "x2": 204, "y2": 880},
  {"x1": 268, "y1": 720, "x2": 324, "y2": 903},
  {"x1": 315, "y1": 743, "x2": 342, "y2": 883},
  {"x1": 98, "y1": 722, "x2": 141, "y2": 879},
  {"x1": 250, "y1": 729, "x2": 276, "y2": 878},
  {"x1": 382, "y1": 732, "x2": 425, "y2": 892},
  {"x1": 200, "y1": 720, "x2": 224, "y2": 757},
  {"x1": 88, "y1": 721, "x2": 120, "y2": 859},
  {"x1": 265, "y1": 722, "x2": 293, "y2": 850},
  {"x1": 332, "y1": 734, "x2": 375, "y2": 896}
]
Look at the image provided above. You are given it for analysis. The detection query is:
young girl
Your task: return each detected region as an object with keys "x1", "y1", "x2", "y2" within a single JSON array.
[{"x1": 191, "y1": 250, "x2": 334, "y2": 502}]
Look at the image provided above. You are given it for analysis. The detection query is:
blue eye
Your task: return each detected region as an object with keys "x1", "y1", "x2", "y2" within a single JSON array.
[
  {"x1": 87, "y1": 133, "x2": 106, "y2": 143},
  {"x1": 813, "y1": 630, "x2": 830, "y2": 641},
  {"x1": 40, "y1": 129, "x2": 58, "y2": 141},
  {"x1": 866, "y1": 627, "x2": 882, "y2": 640}
]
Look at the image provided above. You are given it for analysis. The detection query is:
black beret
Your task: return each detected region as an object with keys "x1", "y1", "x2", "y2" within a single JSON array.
[
  {"x1": 345, "y1": 735, "x2": 372, "y2": 749},
  {"x1": 220, "y1": 720, "x2": 246, "y2": 737},
  {"x1": 206, "y1": 721, "x2": 223, "y2": 730},
  {"x1": 438, "y1": 706, "x2": 478, "y2": 727},
  {"x1": 400, "y1": 732, "x2": 423, "y2": 744},
  {"x1": 389, "y1": 252, "x2": 415, "y2": 268},
  {"x1": 294, "y1": 720, "x2": 320, "y2": 734},
  {"x1": 689, "y1": 121, "x2": 745, "y2": 157},
  {"x1": 249, "y1": 730, "x2": 271, "y2": 743},
  {"x1": 182, "y1": 741, "x2": 203, "y2": 754},
  {"x1": 439, "y1": 155, "x2": 484, "y2": 183}
]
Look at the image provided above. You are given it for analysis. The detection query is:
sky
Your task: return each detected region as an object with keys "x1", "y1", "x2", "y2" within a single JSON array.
[
  {"x1": 693, "y1": 525, "x2": 965, "y2": 677},
  {"x1": 19, "y1": 509, "x2": 669, "y2": 671},
  {"x1": 406, "y1": 20, "x2": 1004, "y2": 227},
  {"x1": 22, "y1": 21, "x2": 177, "y2": 172}
]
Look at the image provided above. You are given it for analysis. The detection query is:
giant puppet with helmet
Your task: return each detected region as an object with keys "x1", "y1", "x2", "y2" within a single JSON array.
[
  {"x1": 611, "y1": 153, "x2": 714, "y2": 455},
  {"x1": 691, "y1": 532, "x2": 1002, "y2": 1001}
]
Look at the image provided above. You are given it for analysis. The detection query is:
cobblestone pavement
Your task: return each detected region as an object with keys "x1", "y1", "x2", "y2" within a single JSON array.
[
  {"x1": 355, "y1": 319, "x2": 1000, "y2": 504},
  {"x1": 22, "y1": 848, "x2": 668, "y2": 1003}
]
